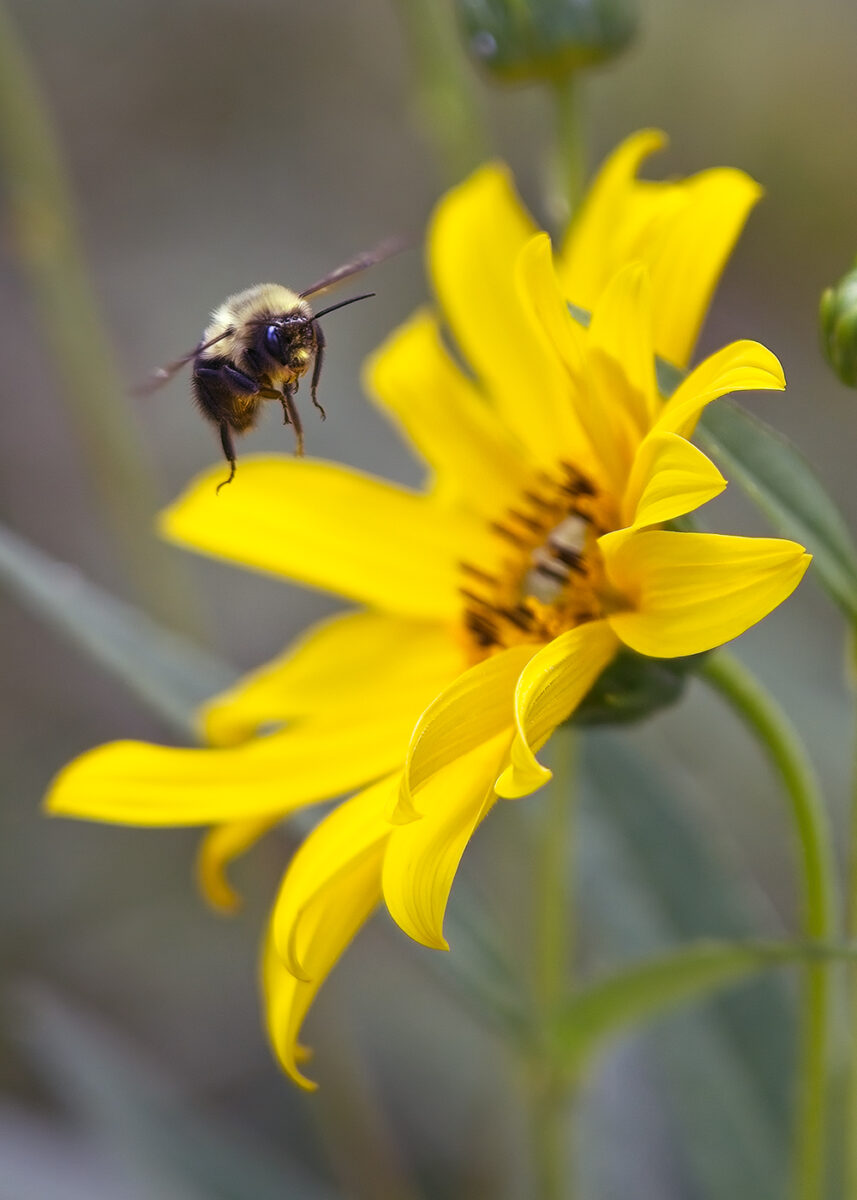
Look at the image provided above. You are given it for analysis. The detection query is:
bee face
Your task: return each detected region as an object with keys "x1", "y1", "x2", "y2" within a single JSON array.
[{"x1": 259, "y1": 313, "x2": 314, "y2": 369}]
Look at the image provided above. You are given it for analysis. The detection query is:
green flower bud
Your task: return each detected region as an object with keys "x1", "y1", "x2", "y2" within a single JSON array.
[
  {"x1": 572, "y1": 648, "x2": 708, "y2": 727},
  {"x1": 820, "y1": 259, "x2": 857, "y2": 388},
  {"x1": 455, "y1": 0, "x2": 638, "y2": 82}
]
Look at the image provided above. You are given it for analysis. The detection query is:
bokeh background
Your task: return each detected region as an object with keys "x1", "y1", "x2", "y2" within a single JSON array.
[{"x1": 2, "y1": 2, "x2": 857, "y2": 1197}]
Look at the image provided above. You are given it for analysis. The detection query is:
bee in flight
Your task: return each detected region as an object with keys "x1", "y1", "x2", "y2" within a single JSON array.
[{"x1": 136, "y1": 240, "x2": 400, "y2": 491}]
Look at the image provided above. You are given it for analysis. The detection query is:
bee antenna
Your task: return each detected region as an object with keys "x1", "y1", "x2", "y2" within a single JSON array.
[{"x1": 312, "y1": 292, "x2": 375, "y2": 320}]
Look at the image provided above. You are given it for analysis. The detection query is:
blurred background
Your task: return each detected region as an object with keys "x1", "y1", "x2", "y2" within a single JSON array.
[{"x1": 2, "y1": 1, "x2": 857, "y2": 1197}]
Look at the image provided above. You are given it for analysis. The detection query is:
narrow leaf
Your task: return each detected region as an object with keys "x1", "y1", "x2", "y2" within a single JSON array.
[
  {"x1": 698, "y1": 400, "x2": 857, "y2": 620},
  {"x1": 0, "y1": 522, "x2": 235, "y2": 737},
  {"x1": 557, "y1": 938, "x2": 849, "y2": 1074}
]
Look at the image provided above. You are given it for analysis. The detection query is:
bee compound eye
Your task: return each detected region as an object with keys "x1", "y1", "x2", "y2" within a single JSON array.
[{"x1": 265, "y1": 324, "x2": 281, "y2": 356}]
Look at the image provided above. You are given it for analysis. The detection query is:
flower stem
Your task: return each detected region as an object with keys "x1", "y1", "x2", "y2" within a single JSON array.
[
  {"x1": 844, "y1": 628, "x2": 857, "y2": 1200},
  {"x1": 530, "y1": 727, "x2": 577, "y2": 1200},
  {"x1": 700, "y1": 650, "x2": 835, "y2": 1200},
  {"x1": 549, "y1": 72, "x2": 585, "y2": 229},
  {"x1": 393, "y1": 0, "x2": 490, "y2": 184},
  {"x1": 0, "y1": 3, "x2": 197, "y2": 634}
]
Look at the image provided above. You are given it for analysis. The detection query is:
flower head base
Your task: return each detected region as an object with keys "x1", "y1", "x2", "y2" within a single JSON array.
[{"x1": 45, "y1": 132, "x2": 809, "y2": 1088}]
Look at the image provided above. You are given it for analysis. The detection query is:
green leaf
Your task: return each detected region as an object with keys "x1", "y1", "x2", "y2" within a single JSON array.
[
  {"x1": 697, "y1": 400, "x2": 857, "y2": 620},
  {"x1": 0, "y1": 522, "x2": 236, "y2": 737},
  {"x1": 556, "y1": 939, "x2": 808, "y2": 1073}
]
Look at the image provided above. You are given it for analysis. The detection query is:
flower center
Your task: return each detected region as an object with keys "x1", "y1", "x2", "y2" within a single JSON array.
[{"x1": 460, "y1": 462, "x2": 615, "y2": 661}]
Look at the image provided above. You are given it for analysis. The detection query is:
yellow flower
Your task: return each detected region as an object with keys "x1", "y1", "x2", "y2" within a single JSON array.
[{"x1": 46, "y1": 131, "x2": 809, "y2": 1088}]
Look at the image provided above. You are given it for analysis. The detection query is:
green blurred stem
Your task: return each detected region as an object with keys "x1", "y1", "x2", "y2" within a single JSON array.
[
  {"x1": 549, "y1": 73, "x2": 585, "y2": 228},
  {"x1": 393, "y1": 0, "x2": 490, "y2": 183},
  {"x1": 0, "y1": 3, "x2": 195, "y2": 633},
  {"x1": 700, "y1": 650, "x2": 835, "y2": 1200},
  {"x1": 530, "y1": 728, "x2": 577, "y2": 1200},
  {"x1": 845, "y1": 629, "x2": 857, "y2": 1200}
]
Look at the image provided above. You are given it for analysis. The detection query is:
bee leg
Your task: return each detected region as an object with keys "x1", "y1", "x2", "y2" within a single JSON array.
[
  {"x1": 281, "y1": 384, "x2": 305, "y2": 456},
  {"x1": 309, "y1": 321, "x2": 327, "y2": 420},
  {"x1": 216, "y1": 423, "x2": 237, "y2": 493}
]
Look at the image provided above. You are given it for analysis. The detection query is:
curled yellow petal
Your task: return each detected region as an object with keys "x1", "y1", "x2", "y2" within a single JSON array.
[
  {"x1": 196, "y1": 816, "x2": 280, "y2": 913},
  {"x1": 383, "y1": 733, "x2": 510, "y2": 951},
  {"x1": 495, "y1": 621, "x2": 619, "y2": 800},
  {"x1": 396, "y1": 643, "x2": 537, "y2": 821},
  {"x1": 601, "y1": 530, "x2": 811, "y2": 658},
  {"x1": 272, "y1": 775, "x2": 396, "y2": 978},
  {"x1": 262, "y1": 843, "x2": 383, "y2": 1090},
  {"x1": 202, "y1": 610, "x2": 463, "y2": 747},
  {"x1": 160, "y1": 457, "x2": 495, "y2": 622},
  {"x1": 653, "y1": 340, "x2": 785, "y2": 440},
  {"x1": 621, "y1": 431, "x2": 726, "y2": 530},
  {"x1": 588, "y1": 261, "x2": 658, "y2": 430}
]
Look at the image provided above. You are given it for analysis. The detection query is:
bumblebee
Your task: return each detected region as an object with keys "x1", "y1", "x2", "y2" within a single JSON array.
[{"x1": 137, "y1": 242, "x2": 399, "y2": 490}]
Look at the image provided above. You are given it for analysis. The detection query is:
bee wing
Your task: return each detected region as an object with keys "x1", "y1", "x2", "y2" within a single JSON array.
[
  {"x1": 131, "y1": 330, "x2": 232, "y2": 397},
  {"x1": 299, "y1": 235, "x2": 407, "y2": 300}
]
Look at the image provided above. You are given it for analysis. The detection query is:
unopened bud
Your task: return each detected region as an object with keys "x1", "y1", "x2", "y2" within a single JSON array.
[
  {"x1": 820, "y1": 259, "x2": 857, "y2": 388},
  {"x1": 455, "y1": 0, "x2": 638, "y2": 82}
]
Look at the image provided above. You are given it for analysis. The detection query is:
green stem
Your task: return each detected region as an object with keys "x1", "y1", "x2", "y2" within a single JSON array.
[
  {"x1": 700, "y1": 650, "x2": 835, "y2": 1200},
  {"x1": 844, "y1": 628, "x2": 857, "y2": 1200},
  {"x1": 393, "y1": 0, "x2": 490, "y2": 184},
  {"x1": 530, "y1": 728, "x2": 577, "y2": 1200},
  {"x1": 0, "y1": 3, "x2": 197, "y2": 634},
  {"x1": 549, "y1": 72, "x2": 585, "y2": 229}
]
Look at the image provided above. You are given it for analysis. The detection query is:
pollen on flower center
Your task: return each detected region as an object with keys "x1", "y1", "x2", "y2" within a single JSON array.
[{"x1": 459, "y1": 462, "x2": 614, "y2": 660}]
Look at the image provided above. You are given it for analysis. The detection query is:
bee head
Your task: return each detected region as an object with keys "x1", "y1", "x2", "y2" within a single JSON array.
[{"x1": 262, "y1": 313, "x2": 310, "y2": 365}]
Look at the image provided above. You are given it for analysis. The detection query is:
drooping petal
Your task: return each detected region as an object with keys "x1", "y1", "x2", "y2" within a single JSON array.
[
  {"x1": 495, "y1": 621, "x2": 619, "y2": 800},
  {"x1": 45, "y1": 707, "x2": 416, "y2": 826},
  {"x1": 160, "y1": 457, "x2": 496, "y2": 621},
  {"x1": 262, "y1": 842, "x2": 384, "y2": 1090},
  {"x1": 558, "y1": 130, "x2": 763, "y2": 366},
  {"x1": 383, "y1": 733, "x2": 511, "y2": 950},
  {"x1": 202, "y1": 610, "x2": 463, "y2": 746},
  {"x1": 196, "y1": 816, "x2": 280, "y2": 913},
  {"x1": 396, "y1": 643, "x2": 538, "y2": 821},
  {"x1": 365, "y1": 309, "x2": 532, "y2": 518},
  {"x1": 272, "y1": 774, "x2": 396, "y2": 977},
  {"x1": 653, "y1": 341, "x2": 785, "y2": 440},
  {"x1": 621, "y1": 431, "x2": 726, "y2": 530},
  {"x1": 428, "y1": 165, "x2": 581, "y2": 466},
  {"x1": 601, "y1": 530, "x2": 811, "y2": 658}
]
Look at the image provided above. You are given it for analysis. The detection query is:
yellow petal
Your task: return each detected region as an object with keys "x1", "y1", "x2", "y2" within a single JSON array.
[
  {"x1": 645, "y1": 168, "x2": 764, "y2": 367},
  {"x1": 588, "y1": 261, "x2": 658, "y2": 429},
  {"x1": 428, "y1": 165, "x2": 579, "y2": 466},
  {"x1": 202, "y1": 610, "x2": 463, "y2": 747},
  {"x1": 559, "y1": 129, "x2": 670, "y2": 306},
  {"x1": 272, "y1": 774, "x2": 396, "y2": 977},
  {"x1": 196, "y1": 816, "x2": 280, "y2": 913},
  {"x1": 160, "y1": 457, "x2": 495, "y2": 622},
  {"x1": 396, "y1": 643, "x2": 538, "y2": 821},
  {"x1": 601, "y1": 530, "x2": 811, "y2": 657},
  {"x1": 383, "y1": 733, "x2": 511, "y2": 950},
  {"x1": 621, "y1": 432, "x2": 726, "y2": 530},
  {"x1": 262, "y1": 844, "x2": 383, "y2": 1090},
  {"x1": 45, "y1": 707, "x2": 415, "y2": 826},
  {"x1": 558, "y1": 130, "x2": 763, "y2": 366},
  {"x1": 365, "y1": 309, "x2": 532, "y2": 518},
  {"x1": 653, "y1": 340, "x2": 785, "y2": 440},
  {"x1": 495, "y1": 621, "x2": 619, "y2": 799}
]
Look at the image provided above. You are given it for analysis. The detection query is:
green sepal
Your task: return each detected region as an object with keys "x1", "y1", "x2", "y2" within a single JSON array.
[
  {"x1": 819, "y1": 258, "x2": 857, "y2": 387},
  {"x1": 572, "y1": 646, "x2": 707, "y2": 727},
  {"x1": 455, "y1": 0, "x2": 638, "y2": 82}
]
